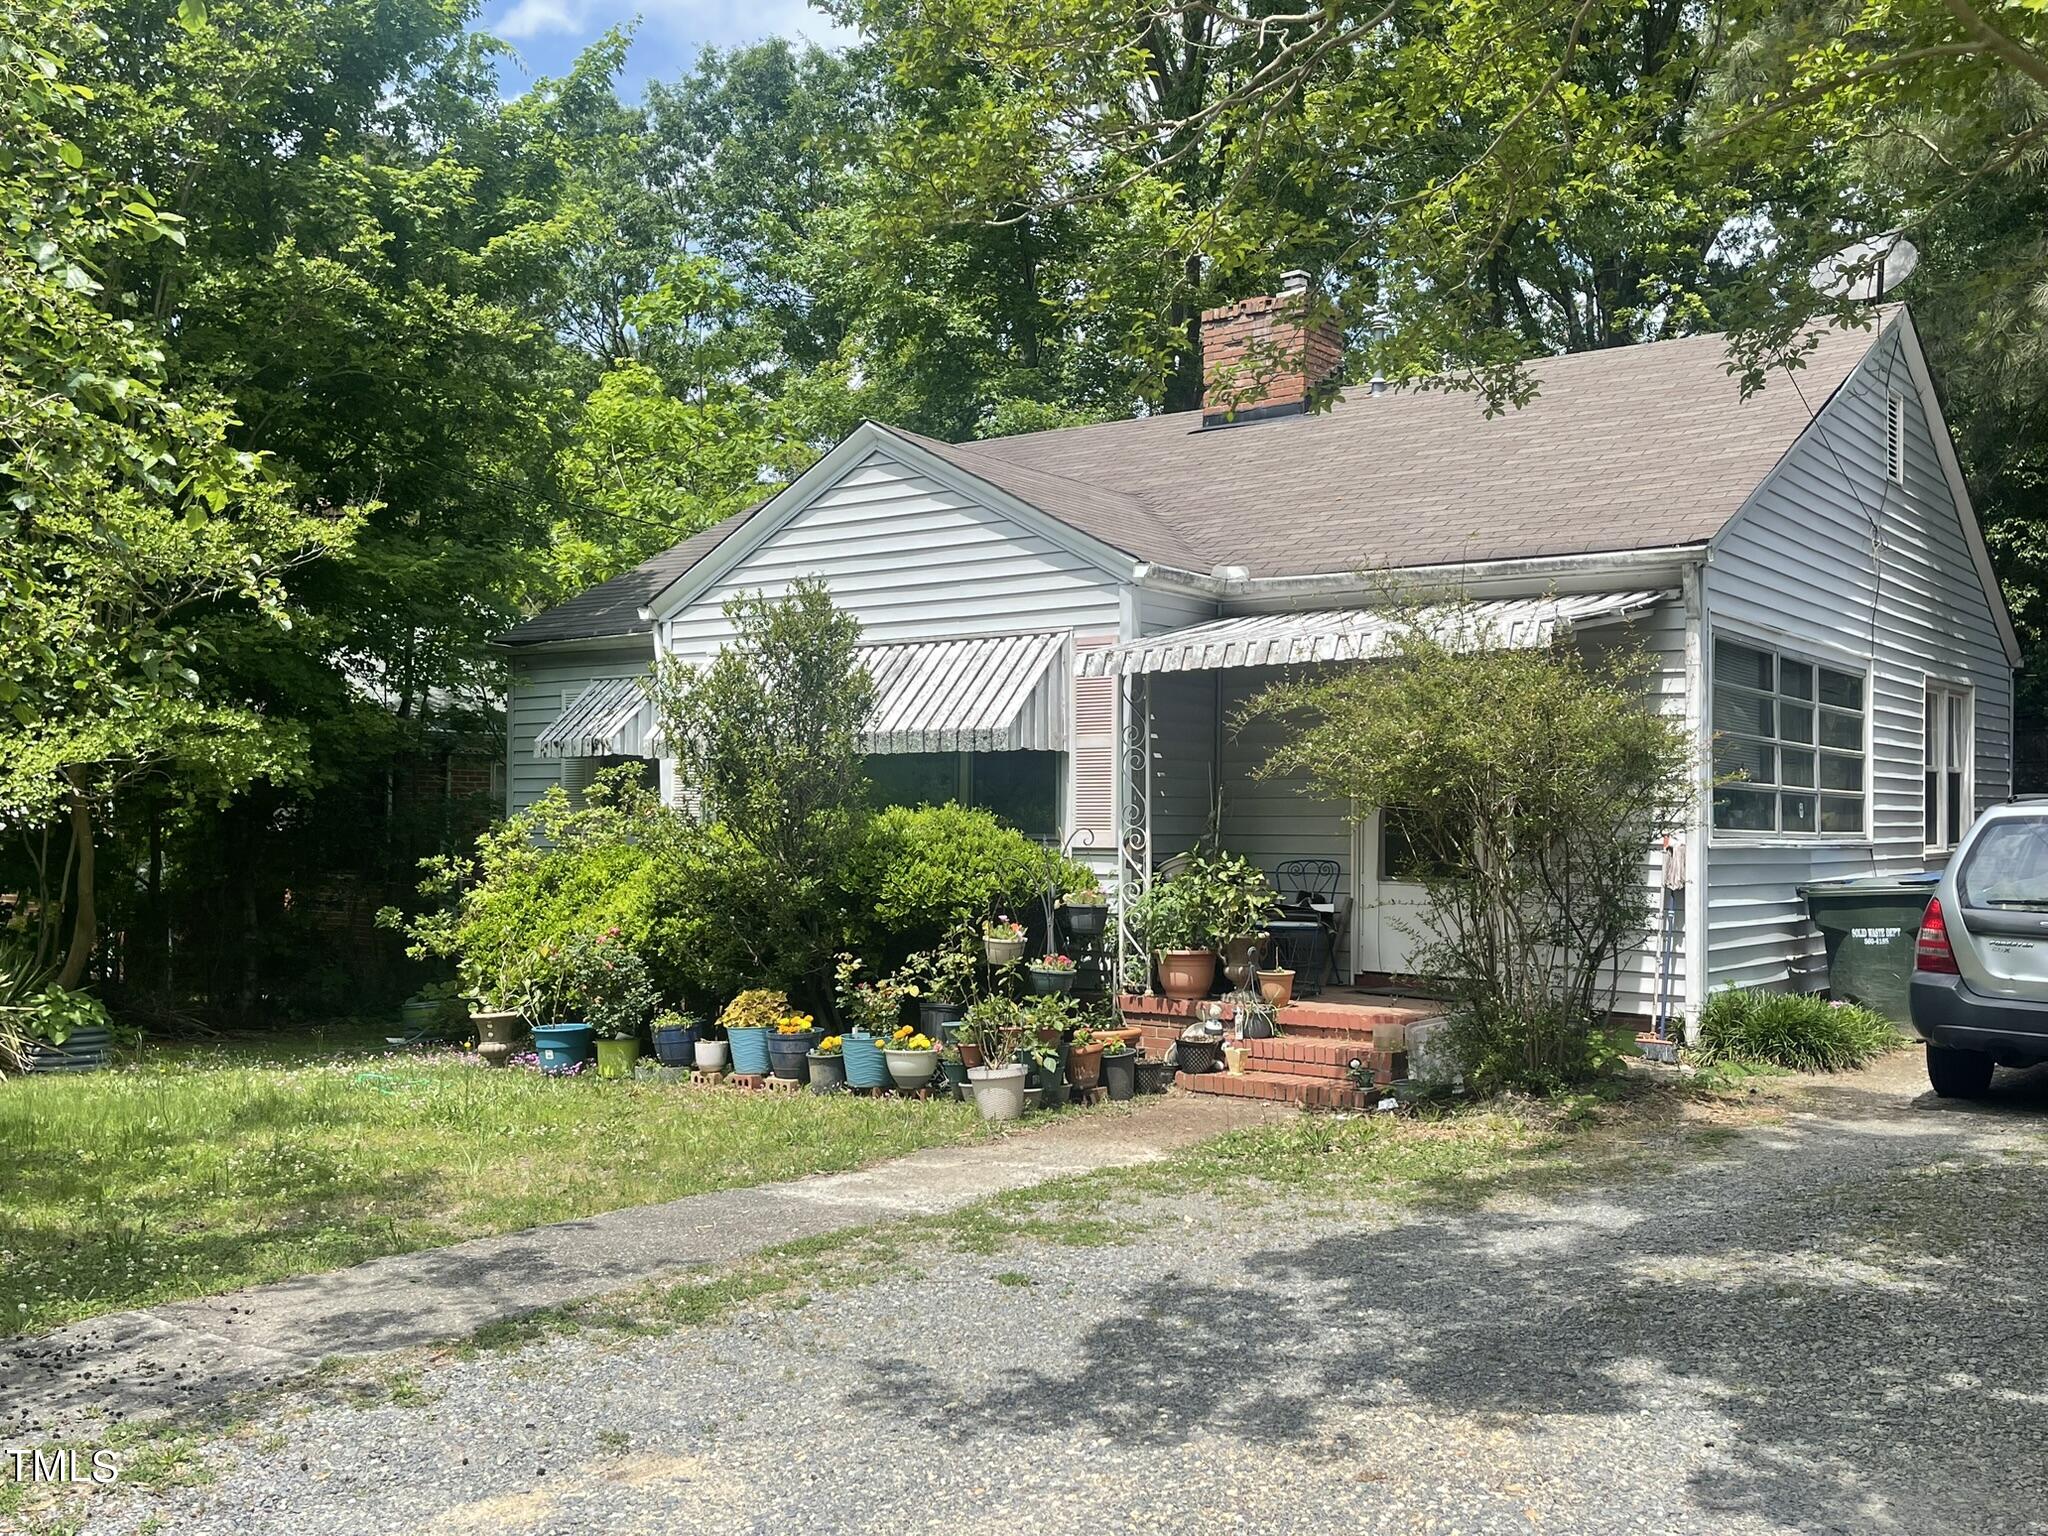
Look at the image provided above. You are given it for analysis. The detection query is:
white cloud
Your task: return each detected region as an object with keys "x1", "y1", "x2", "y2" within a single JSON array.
[{"x1": 497, "y1": 0, "x2": 587, "y2": 39}]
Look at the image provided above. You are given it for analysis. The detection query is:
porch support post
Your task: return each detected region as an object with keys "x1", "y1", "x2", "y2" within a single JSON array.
[{"x1": 1117, "y1": 672, "x2": 1152, "y2": 993}]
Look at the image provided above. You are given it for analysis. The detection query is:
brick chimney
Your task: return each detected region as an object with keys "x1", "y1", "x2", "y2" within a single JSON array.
[{"x1": 1198, "y1": 271, "x2": 1342, "y2": 426}]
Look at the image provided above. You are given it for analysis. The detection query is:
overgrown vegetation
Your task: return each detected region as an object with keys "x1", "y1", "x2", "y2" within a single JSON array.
[
  {"x1": 1245, "y1": 609, "x2": 1692, "y2": 1091},
  {"x1": 1693, "y1": 988, "x2": 1903, "y2": 1073}
]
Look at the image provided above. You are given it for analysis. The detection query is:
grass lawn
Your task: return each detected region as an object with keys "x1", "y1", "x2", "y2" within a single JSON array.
[{"x1": 0, "y1": 1027, "x2": 987, "y2": 1337}]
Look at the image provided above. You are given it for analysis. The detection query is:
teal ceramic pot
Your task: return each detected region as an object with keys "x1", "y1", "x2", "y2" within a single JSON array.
[
  {"x1": 532, "y1": 1023, "x2": 593, "y2": 1073},
  {"x1": 1026, "y1": 966, "x2": 1077, "y2": 996},
  {"x1": 727, "y1": 1025, "x2": 772, "y2": 1076},
  {"x1": 842, "y1": 1031, "x2": 889, "y2": 1089},
  {"x1": 939, "y1": 1057, "x2": 971, "y2": 1089},
  {"x1": 766, "y1": 1029, "x2": 819, "y2": 1081}
]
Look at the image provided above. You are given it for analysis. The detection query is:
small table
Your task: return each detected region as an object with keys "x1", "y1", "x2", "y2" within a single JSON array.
[{"x1": 1264, "y1": 919, "x2": 1329, "y2": 999}]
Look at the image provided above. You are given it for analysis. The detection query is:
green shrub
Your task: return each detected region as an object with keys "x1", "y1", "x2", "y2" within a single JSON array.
[
  {"x1": 857, "y1": 803, "x2": 1083, "y2": 955},
  {"x1": 1694, "y1": 988, "x2": 1902, "y2": 1072}
]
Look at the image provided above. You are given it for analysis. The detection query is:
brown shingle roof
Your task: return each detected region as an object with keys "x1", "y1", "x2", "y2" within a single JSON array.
[
  {"x1": 938, "y1": 318, "x2": 1881, "y2": 577},
  {"x1": 498, "y1": 318, "x2": 1884, "y2": 644},
  {"x1": 495, "y1": 510, "x2": 756, "y2": 647}
]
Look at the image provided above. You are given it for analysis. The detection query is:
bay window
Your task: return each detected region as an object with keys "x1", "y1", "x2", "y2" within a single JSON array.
[
  {"x1": 1924, "y1": 685, "x2": 1973, "y2": 852},
  {"x1": 1711, "y1": 637, "x2": 1867, "y2": 837}
]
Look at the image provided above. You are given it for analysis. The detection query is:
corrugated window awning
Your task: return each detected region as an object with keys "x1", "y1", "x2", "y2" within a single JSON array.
[
  {"x1": 1079, "y1": 591, "x2": 1672, "y2": 677},
  {"x1": 860, "y1": 632, "x2": 1068, "y2": 754},
  {"x1": 536, "y1": 677, "x2": 656, "y2": 759}
]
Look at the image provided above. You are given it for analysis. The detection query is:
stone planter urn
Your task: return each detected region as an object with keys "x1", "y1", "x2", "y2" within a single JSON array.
[{"x1": 471, "y1": 1010, "x2": 523, "y2": 1069}]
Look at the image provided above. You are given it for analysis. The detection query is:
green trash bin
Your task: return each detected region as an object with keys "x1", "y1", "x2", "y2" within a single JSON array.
[{"x1": 1798, "y1": 873, "x2": 1941, "y2": 1023}]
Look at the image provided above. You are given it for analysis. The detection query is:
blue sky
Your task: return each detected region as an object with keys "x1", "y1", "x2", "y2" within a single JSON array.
[{"x1": 480, "y1": 0, "x2": 855, "y2": 95}]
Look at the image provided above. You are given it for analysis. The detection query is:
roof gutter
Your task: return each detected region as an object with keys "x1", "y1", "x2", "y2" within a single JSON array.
[{"x1": 1133, "y1": 543, "x2": 1707, "y2": 604}]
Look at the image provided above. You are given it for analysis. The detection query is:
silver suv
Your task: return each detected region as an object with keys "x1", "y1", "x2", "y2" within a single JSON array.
[{"x1": 1910, "y1": 798, "x2": 2048, "y2": 1097}]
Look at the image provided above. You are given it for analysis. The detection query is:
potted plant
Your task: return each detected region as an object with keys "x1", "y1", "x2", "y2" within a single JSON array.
[
  {"x1": 583, "y1": 934, "x2": 658, "y2": 1079},
  {"x1": 937, "y1": 1042, "x2": 972, "y2": 1097},
  {"x1": 8, "y1": 987, "x2": 116, "y2": 1074},
  {"x1": 719, "y1": 988, "x2": 789, "y2": 1077},
  {"x1": 1066, "y1": 1024, "x2": 1104, "y2": 1092},
  {"x1": 1130, "y1": 877, "x2": 1215, "y2": 1000},
  {"x1": 961, "y1": 995, "x2": 1028, "y2": 1122},
  {"x1": 1235, "y1": 996, "x2": 1279, "y2": 1040},
  {"x1": 834, "y1": 954, "x2": 904, "y2": 1090},
  {"x1": 1256, "y1": 967, "x2": 1296, "y2": 1007},
  {"x1": 651, "y1": 1009, "x2": 698, "y2": 1067},
  {"x1": 1134, "y1": 1054, "x2": 1175, "y2": 1094},
  {"x1": 767, "y1": 1011, "x2": 820, "y2": 1080},
  {"x1": 808, "y1": 1033, "x2": 847, "y2": 1093},
  {"x1": 982, "y1": 916, "x2": 1028, "y2": 967},
  {"x1": 1057, "y1": 883, "x2": 1111, "y2": 942},
  {"x1": 398, "y1": 980, "x2": 467, "y2": 1044},
  {"x1": 1175, "y1": 1028, "x2": 1226, "y2": 1076},
  {"x1": 1205, "y1": 853, "x2": 1279, "y2": 987},
  {"x1": 525, "y1": 935, "x2": 599, "y2": 1072},
  {"x1": 896, "y1": 933, "x2": 979, "y2": 1035},
  {"x1": 1100, "y1": 1037, "x2": 1138, "y2": 1101},
  {"x1": 883, "y1": 1026, "x2": 939, "y2": 1092},
  {"x1": 694, "y1": 1019, "x2": 729, "y2": 1072},
  {"x1": 1025, "y1": 952, "x2": 1078, "y2": 996}
]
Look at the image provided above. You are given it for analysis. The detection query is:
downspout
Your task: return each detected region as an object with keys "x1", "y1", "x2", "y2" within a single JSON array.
[{"x1": 1681, "y1": 559, "x2": 1711, "y2": 1042}]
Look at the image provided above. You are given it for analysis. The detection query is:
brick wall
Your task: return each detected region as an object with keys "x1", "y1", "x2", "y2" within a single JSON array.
[{"x1": 1200, "y1": 290, "x2": 1343, "y2": 419}]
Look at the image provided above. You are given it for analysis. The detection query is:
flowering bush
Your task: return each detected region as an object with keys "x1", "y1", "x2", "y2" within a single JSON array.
[
  {"x1": 776, "y1": 1012, "x2": 817, "y2": 1036},
  {"x1": 834, "y1": 953, "x2": 908, "y2": 1035},
  {"x1": 814, "y1": 1034, "x2": 845, "y2": 1056},
  {"x1": 1028, "y1": 953, "x2": 1076, "y2": 972},
  {"x1": 573, "y1": 929, "x2": 661, "y2": 1041},
  {"x1": 893, "y1": 931, "x2": 981, "y2": 1003}
]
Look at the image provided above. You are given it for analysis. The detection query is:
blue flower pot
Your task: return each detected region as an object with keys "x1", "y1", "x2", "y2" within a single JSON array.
[
  {"x1": 766, "y1": 1029, "x2": 818, "y2": 1081},
  {"x1": 728, "y1": 1026, "x2": 772, "y2": 1076},
  {"x1": 651, "y1": 1023, "x2": 697, "y2": 1066},
  {"x1": 533, "y1": 1023, "x2": 593, "y2": 1074},
  {"x1": 842, "y1": 1031, "x2": 889, "y2": 1089}
]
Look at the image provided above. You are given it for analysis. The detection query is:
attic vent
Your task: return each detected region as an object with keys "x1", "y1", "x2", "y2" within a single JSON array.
[{"x1": 1886, "y1": 391, "x2": 1906, "y2": 486}]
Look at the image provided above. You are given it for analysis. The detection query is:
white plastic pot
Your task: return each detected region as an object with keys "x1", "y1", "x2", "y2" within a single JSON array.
[
  {"x1": 966, "y1": 1062, "x2": 1028, "y2": 1122},
  {"x1": 694, "y1": 1038, "x2": 729, "y2": 1071}
]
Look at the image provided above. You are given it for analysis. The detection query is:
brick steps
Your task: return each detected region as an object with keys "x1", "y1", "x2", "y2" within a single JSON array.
[{"x1": 1179, "y1": 1069, "x2": 1379, "y2": 1112}]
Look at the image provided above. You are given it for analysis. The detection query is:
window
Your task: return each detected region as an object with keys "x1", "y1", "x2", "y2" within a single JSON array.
[
  {"x1": 864, "y1": 751, "x2": 1061, "y2": 840},
  {"x1": 1924, "y1": 684, "x2": 1973, "y2": 851},
  {"x1": 1887, "y1": 391, "x2": 1906, "y2": 486},
  {"x1": 1381, "y1": 806, "x2": 1463, "y2": 883},
  {"x1": 1711, "y1": 637, "x2": 1867, "y2": 837}
]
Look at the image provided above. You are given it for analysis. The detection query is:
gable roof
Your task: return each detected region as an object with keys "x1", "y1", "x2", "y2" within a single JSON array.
[{"x1": 499, "y1": 316, "x2": 1891, "y2": 646}]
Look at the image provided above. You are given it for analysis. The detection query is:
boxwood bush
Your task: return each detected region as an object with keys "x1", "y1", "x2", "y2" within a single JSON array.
[{"x1": 1694, "y1": 987, "x2": 1902, "y2": 1072}]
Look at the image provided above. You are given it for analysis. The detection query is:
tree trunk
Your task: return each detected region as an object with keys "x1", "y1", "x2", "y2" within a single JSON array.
[{"x1": 55, "y1": 768, "x2": 96, "y2": 990}]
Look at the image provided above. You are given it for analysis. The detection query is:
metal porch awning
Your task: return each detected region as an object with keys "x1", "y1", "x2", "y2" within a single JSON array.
[
  {"x1": 535, "y1": 677, "x2": 656, "y2": 759},
  {"x1": 1078, "y1": 591, "x2": 1672, "y2": 677},
  {"x1": 860, "y1": 632, "x2": 1068, "y2": 754}
]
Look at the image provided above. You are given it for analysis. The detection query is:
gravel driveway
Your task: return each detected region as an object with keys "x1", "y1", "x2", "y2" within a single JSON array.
[{"x1": 23, "y1": 1058, "x2": 2048, "y2": 1536}]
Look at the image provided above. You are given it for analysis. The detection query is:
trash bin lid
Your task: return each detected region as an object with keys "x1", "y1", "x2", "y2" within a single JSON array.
[{"x1": 1797, "y1": 872, "x2": 1940, "y2": 899}]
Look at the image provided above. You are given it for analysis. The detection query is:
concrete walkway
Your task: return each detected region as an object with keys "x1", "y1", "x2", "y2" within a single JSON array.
[{"x1": 0, "y1": 1094, "x2": 1280, "y2": 1434}]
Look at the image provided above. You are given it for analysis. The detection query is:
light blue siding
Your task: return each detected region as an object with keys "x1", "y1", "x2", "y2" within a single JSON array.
[
  {"x1": 505, "y1": 644, "x2": 654, "y2": 815},
  {"x1": 1703, "y1": 323, "x2": 2014, "y2": 992}
]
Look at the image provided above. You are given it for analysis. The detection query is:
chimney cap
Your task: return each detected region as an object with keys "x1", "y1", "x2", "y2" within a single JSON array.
[{"x1": 1279, "y1": 270, "x2": 1311, "y2": 296}]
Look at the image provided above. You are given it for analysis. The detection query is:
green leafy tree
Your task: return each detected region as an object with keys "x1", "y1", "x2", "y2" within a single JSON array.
[
  {"x1": 0, "y1": 0, "x2": 355, "y2": 988},
  {"x1": 646, "y1": 579, "x2": 878, "y2": 1007},
  {"x1": 1243, "y1": 611, "x2": 1692, "y2": 1090}
]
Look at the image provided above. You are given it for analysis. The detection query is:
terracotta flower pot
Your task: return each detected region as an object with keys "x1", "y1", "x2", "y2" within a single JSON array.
[
  {"x1": 1068, "y1": 1041, "x2": 1104, "y2": 1092},
  {"x1": 958, "y1": 1040, "x2": 984, "y2": 1069},
  {"x1": 1156, "y1": 949, "x2": 1217, "y2": 1000},
  {"x1": 1257, "y1": 968, "x2": 1296, "y2": 1007}
]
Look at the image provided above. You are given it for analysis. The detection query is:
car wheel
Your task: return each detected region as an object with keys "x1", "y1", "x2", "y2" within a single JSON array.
[{"x1": 1926, "y1": 1045, "x2": 1995, "y2": 1099}]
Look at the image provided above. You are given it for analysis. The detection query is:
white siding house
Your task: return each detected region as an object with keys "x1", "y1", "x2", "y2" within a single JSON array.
[{"x1": 494, "y1": 302, "x2": 2018, "y2": 1030}]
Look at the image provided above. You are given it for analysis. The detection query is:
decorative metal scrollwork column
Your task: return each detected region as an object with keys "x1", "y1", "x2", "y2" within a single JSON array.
[{"x1": 1116, "y1": 672, "x2": 1151, "y2": 994}]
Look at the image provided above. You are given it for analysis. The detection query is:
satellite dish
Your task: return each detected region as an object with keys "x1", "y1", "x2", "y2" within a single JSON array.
[{"x1": 1810, "y1": 232, "x2": 1919, "y2": 301}]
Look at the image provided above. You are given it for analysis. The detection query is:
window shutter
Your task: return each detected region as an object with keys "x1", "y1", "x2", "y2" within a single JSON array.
[
  {"x1": 1070, "y1": 634, "x2": 1118, "y2": 848},
  {"x1": 561, "y1": 755, "x2": 598, "y2": 808}
]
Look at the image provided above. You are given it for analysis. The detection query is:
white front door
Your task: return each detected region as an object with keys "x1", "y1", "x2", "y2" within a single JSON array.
[{"x1": 1350, "y1": 808, "x2": 1435, "y2": 978}]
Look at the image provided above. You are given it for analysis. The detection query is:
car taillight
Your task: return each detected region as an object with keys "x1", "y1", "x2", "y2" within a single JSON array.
[{"x1": 1915, "y1": 898, "x2": 1960, "y2": 974}]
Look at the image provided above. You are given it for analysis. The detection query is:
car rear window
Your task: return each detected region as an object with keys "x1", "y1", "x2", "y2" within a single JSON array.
[{"x1": 1959, "y1": 817, "x2": 2048, "y2": 909}]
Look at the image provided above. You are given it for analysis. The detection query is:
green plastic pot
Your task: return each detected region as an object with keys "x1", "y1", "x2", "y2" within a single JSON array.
[{"x1": 594, "y1": 1037, "x2": 641, "y2": 1079}]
